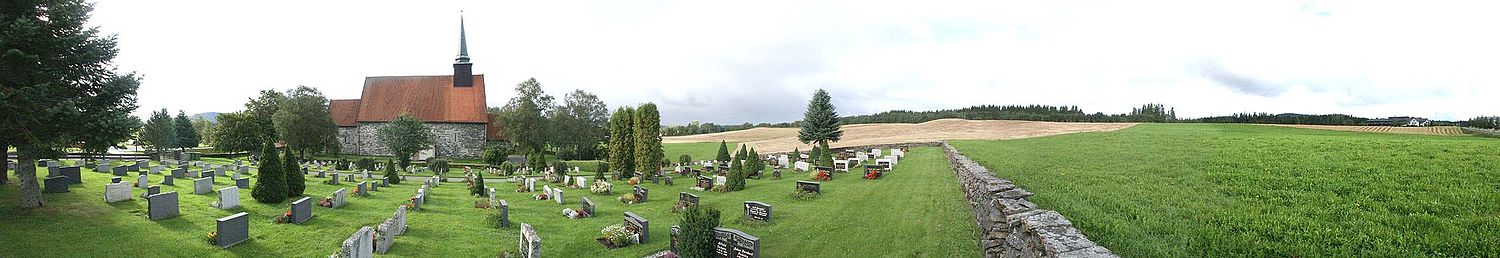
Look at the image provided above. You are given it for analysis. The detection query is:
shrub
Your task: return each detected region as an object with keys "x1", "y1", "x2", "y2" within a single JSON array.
[
  {"x1": 283, "y1": 148, "x2": 305, "y2": 197},
  {"x1": 679, "y1": 154, "x2": 691, "y2": 165},
  {"x1": 678, "y1": 205, "x2": 721, "y2": 258},
  {"x1": 485, "y1": 208, "x2": 507, "y2": 228},
  {"x1": 594, "y1": 161, "x2": 608, "y2": 181},
  {"x1": 470, "y1": 171, "x2": 487, "y2": 197},
  {"x1": 384, "y1": 159, "x2": 401, "y2": 184},
  {"x1": 251, "y1": 142, "x2": 288, "y2": 203},
  {"x1": 356, "y1": 158, "x2": 375, "y2": 171}
]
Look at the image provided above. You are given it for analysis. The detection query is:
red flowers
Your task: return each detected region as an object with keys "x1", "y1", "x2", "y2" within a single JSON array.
[{"x1": 812, "y1": 171, "x2": 832, "y2": 181}]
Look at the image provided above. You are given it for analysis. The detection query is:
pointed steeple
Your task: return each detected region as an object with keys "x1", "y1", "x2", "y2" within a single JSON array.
[{"x1": 453, "y1": 12, "x2": 475, "y2": 87}]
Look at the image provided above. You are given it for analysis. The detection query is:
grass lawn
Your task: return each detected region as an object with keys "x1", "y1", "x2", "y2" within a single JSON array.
[
  {"x1": 0, "y1": 146, "x2": 977, "y2": 257},
  {"x1": 950, "y1": 123, "x2": 1500, "y2": 257},
  {"x1": 664, "y1": 141, "x2": 734, "y2": 164}
]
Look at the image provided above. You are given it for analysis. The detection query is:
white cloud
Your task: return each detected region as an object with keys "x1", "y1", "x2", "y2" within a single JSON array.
[{"x1": 89, "y1": 0, "x2": 1500, "y2": 124}]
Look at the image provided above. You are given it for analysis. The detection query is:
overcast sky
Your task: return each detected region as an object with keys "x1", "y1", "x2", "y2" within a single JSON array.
[{"x1": 91, "y1": 0, "x2": 1498, "y2": 124}]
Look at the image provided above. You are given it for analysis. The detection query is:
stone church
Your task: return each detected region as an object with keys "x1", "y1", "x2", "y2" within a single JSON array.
[{"x1": 330, "y1": 18, "x2": 503, "y2": 159}]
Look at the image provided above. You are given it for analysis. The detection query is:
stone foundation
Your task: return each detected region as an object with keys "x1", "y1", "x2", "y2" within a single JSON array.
[
  {"x1": 941, "y1": 142, "x2": 1116, "y2": 258},
  {"x1": 338, "y1": 122, "x2": 487, "y2": 159}
]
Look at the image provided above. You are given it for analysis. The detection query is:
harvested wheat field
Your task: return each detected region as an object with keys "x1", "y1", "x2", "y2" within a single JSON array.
[
  {"x1": 664, "y1": 118, "x2": 1136, "y2": 153},
  {"x1": 1264, "y1": 124, "x2": 1467, "y2": 136}
]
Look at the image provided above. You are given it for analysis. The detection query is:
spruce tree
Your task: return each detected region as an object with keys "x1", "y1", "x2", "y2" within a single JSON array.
[
  {"x1": 725, "y1": 148, "x2": 746, "y2": 191},
  {"x1": 251, "y1": 141, "x2": 288, "y2": 203},
  {"x1": 809, "y1": 146, "x2": 822, "y2": 166},
  {"x1": 283, "y1": 148, "x2": 305, "y2": 197},
  {"x1": 634, "y1": 103, "x2": 663, "y2": 179},
  {"x1": 797, "y1": 89, "x2": 843, "y2": 147},
  {"x1": 715, "y1": 140, "x2": 731, "y2": 163},
  {"x1": 471, "y1": 171, "x2": 487, "y2": 196},
  {"x1": 678, "y1": 205, "x2": 722, "y2": 258},
  {"x1": 608, "y1": 107, "x2": 635, "y2": 178},
  {"x1": 748, "y1": 148, "x2": 762, "y2": 175},
  {"x1": 384, "y1": 159, "x2": 402, "y2": 184},
  {"x1": 818, "y1": 142, "x2": 835, "y2": 167}
]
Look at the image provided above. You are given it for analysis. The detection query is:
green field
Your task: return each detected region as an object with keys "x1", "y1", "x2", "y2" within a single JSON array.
[
  {"x1": 663, "y1": 141, "x2": 735, "y2": 163},
  {"x1": 0, "y1": 146, "x2": 976, "y2": 257},
  {"x1": 951, "y1": 124, "x2": 1500, "y2": 257}
]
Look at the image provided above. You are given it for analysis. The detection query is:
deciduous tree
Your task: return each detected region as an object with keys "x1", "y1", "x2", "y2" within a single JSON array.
[
  {"x1": 377, "y1": 113, "x2": 434, "y2": 170},
  {"x1": 272, "y1": 86, "x2": 338, "y2": 158}
]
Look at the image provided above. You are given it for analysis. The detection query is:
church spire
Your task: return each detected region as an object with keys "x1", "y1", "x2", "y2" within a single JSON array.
[{"x1": 452, "y1": 12, "x2": 475, "y2": 87}]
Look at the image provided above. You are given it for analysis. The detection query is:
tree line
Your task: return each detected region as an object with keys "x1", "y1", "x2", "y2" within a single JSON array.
[{"x1": 1469, "y1": 116, "x2": 1500, "y2": 129}]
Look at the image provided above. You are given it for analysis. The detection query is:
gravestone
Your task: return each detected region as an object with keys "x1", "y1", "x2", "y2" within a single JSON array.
[
  {"x1": 381, "y1": 178, "x2": 390, "y2": 187},
  {"x1": 664, "y1": 175, "x2": 674, "y2": 186},
  {"x1": 369, "y1": 181, "x2": 379, "y2": 191},
  {"x1": 47, "y1": 164, "x2": 60, "y2": 177},
  {"x1": 633, "y1": 185, "x2": 648, "y2": 202},
  {"x1": 833, "y1": 160, "x2": 848, "y2": 171},
  {"x1": 744, "y1": 201, "x2": 772, "y2": 223},
  {"x1": 193, "y1": 177, "x2": 213, "y2": 195},
  {"x1": 171, "y1": 167, "x2": 186, "y2": 178},
  {"x1": 111, "y1": 176, "x2": 122, "y2": 183},
  {"x1": 715, "y1": 176, "x2": 727, "y2": 187},
  {"x1": 553, "y1": 188, "x2": 564, "y2": 205},
  {"x1": 332, "y1": 188, "x2": 348, "y2": 208},
  {"x1": 624, "y1": 212, "x2": 650, "y2": 243},
  {"x1": 876, "y1": 159, "x2": 893, "y2": 170},
  {"x1": 61, "y1": 166, "x2": 82, "y2": 184},
  {"x1": 150, "y1": 165, "x2": 163, "y2": 174},
  {"x1": 333, "y1": 226, "x2": 374, "y2": 258},
  {"x1": 104, "y1": 182, "x2": 132, "y2": 202},
  {"x1": 238, "y1": 166, "x2": 249, "y2": 177},
  {"x1": 713, "y1": 227, "x2": 761, "y2": 258},
  {"x1": 794, "y1": 161, "x2": 810, "y2": 171},
  {"x1": 884, "y1": 155, "x2": 900, "y2": 166},
  {"x1": 137, "y1": 175, "x2": 149, "y2": 189},
  {"x1": 796, "y1": 180, "x2": 821, "y2": 194},
  {"x1": 236, "y1": 177, "x2": 249, "y2": 189},
  {"x1": 112, "y1": 166, "x2": 127, "y2": 176},
  {"x1": 575, "y1": 176, "x2": 588, "y2": 188},
  {"x1": 291, "y1": 197, "x2": 312, "y2": 224},
  {"x1": 487, "y1": 188, "x2": 498, "y2": 207},
  {"x1": 43, "y1": 176, "x2": 70, "y2": 193},
  {"x1": 159, "y1": 174, "x2": 175, "y2": 186},
  {"x1": 346, "y1": 174, "x2": 355, "y2": 182},
  {"x1": 519, "y1": 224, "x2": 540, "y2": 258},
  {"x1": 142, "y1": 185, "x2": 161, "y2": 198},
  {"x1": 356, "y1": 181, "x2": 368, "y2": 197},
  {"x1": 497, "y1": 200, "x2": 510, "y2": 227},
  {"x1": 147, "y1": 191, "x2": 179, "y2": 220},
  {"x1": 680, "y1": 192, "x2": 700, "y2": 206},
  {"x1": 216, "y1": 212, "x2": 250, "y2": 248},
  {"x1": 543, "y1": 185, "x2": 552, "y2": 197},
  {"x1": 317, "y1": 170, "x2": 326, "y2": 178},
  {"x1": 671, "y1": 225, "x2": 682, "y2": 253},
  {"x1": 697, "y1": 176, "x2": 713, "y2": 189},
  {"x1": 128, "y1": 164, "x2": 140, "y2": 173},
  {"x1": 187, "y1": 169, "x2": 199, "y2": 178},
  {"x1": 580, "y1": 197, "x2": 595, "y2": 217},
  {"x1": 217, "y1": 186, "x2": 240, "y2": 209}
]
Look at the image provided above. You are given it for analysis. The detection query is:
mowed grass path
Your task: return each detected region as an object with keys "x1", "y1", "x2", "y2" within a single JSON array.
[
  {"x1": 951, "y1": 124, "x2": 1500, "y2": 257},
  {"x1": 0, "y1": 147, "x2": 977, "y2": 257}
]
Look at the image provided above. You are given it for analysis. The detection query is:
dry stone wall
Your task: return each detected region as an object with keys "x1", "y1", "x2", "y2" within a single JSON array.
[
  {"x1": 339, "y1": 122, "x2": 487, "y2": 159},
  {"x1": 941, "y1": 142, "x2": 1117, "y2": 258}
]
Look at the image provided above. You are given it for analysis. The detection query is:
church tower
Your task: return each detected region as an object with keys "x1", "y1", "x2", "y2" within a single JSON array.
[{"x1": 453, "y1": 14, "x2": 474, "y2": 87}]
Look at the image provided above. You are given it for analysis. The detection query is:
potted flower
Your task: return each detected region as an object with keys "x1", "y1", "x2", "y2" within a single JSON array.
[
  {"x1": 627, "y1": 176, "x2": 640, "y2": 185},
  {"x1": 205, "y1": 230, "x2": 218, "y2": 245},
  {"x1": 590, "y1": 180, "x2": 613, "y2": 194},
  {"x1": 273, "y1": 210, "x2": 292, "y2": 224}
]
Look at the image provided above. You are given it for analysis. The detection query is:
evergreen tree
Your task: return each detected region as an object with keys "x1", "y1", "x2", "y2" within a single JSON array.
[
  {"x1": 797, "y1": 89, "x2": 843, "y2": 147},
  {"x1": 174, "y1": 111, "x2": 199, "y2": 150},
  {"x1": 678, "y1": 205, "x2": 722, "y2": 258},
  {"x1": 384, "y1": 159, "x2": 401, "y2": 184},
  {"x1": 251, "y1": 141, "x2": 288, "y2": 203},
  {"x1": 791, "y1": 148, "x2": 800, "y2": 162},
  {"x1": 634, "y1": 103, "x2": 663, "y2": 179},
  {"x1": 140, "y1": 108, "x2": 177, "y2": 159},
  {"x1": 608, "y1": 107, "x2": 635, "y2": 178},
  {"x1": 748, "y1": 148, "x2": 762, "y2": 175},
  {"x1": 471, "y1": 171, "x2": 487, "y2": 196},
  {"x1": 594, "y1": 162, "x2": 607, "y2": 181},
  {"x1": 818, "y1": 141, "x2": 835, "y2": 167},
  {"x1": 283, "y1": 148, "x2": 305, "y2": 197},
  {"x1": 809, "y1": 146, "x2": 822, "y2": 166},
  {"x1": 715, "y1": 140, "x2": 731, "y2": 163}
]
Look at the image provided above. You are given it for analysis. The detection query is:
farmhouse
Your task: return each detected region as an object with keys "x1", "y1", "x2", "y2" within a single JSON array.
[
  {"x1": 1364, "y1": 116, "x2": 1430, "y2": 127},
  {"x1": 329, "y1": 18, "x2": 504, "y2": 159}
]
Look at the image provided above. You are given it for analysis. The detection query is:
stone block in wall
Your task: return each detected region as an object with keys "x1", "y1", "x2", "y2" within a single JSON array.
[{"x1": 997, "y1": 188, "x2": 1034, "y2": 199}]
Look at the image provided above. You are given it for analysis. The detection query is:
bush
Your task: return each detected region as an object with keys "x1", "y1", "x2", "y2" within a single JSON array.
[
  {"x1": 356, "y1": 158, "x2": 375, "y2": 171},
  {"x1": 594, "y1": 161, "x2": 608, "y2": 181},
  {"x1": 283, "y1": 148, "x2": 305, "y2": 197},
  {"x1": 678, "y1": 205, "x2": 721, "y2": 257},
  {"x1": 251, "y1": 142, "x2": 288, "y2": 203},
  {"x1": 485, "y1": 208, "x2": 507, "y2": 229},
  {"x1": 427, "y1": 158, "x2": 450, "y2": 175},
  {"x1": 679, "y1": 154, "x2": 691, "y2": 165},
  {"x1": 470, "y1": 172, "x2": 487, "y2": 197},
  {"x1": 384, "y1": 159, "x2": 401, "y2": 184},
  {"x1": 481, "y1": 143, "x2": 511, "y2": 166}
]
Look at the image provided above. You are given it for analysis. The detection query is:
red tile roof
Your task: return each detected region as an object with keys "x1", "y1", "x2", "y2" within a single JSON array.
[
  {"x1": 348, "y1": 74, "x2": 488, "y2": 124},
  {"x1": 329, "y1": 99, "x2": 362, "y2": 127}
]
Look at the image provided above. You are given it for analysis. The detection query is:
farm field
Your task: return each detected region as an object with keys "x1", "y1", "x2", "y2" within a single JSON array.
[
  {"x1": 664, "y1": 118, "x2": 1135, "y2": 154},
  {"x1": 1265, "y1": 124, "x2": 1466, "y2": 136},
  {"x1": 950, "y1": 123, "x2": 1500, "y2": 257},
  {"x1": 0, "y1": 147, "x2": 977, "y2": 257}
]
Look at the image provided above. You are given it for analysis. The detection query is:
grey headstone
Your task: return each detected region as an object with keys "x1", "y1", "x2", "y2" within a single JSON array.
[
  {"x1": 137, "y1": 175, "x2": 149, "y2": 189},
  {"x1": 217, "y1": 186, "x2": 241, "y2": 209},
  {"x1": 356, "y1": 181, "x2": 367, "y2": 197},
  {"x1": 633, "y1": 185, "x2": 648, "y2": 202},
  {"x1": 744, "y1": 201, "x2": 772, "y2": 223},
  {"x1": 680, "y1": 192, "x2": 700, "y2": 206},
  {"x1": 498, "y1": 200, "x2": 510, "y2": 227},
  {"x1": 147, "y1": 191, "x2": 179, "y2": 220},
  {"x1": 43, "y1": 176, "x2": 70, "y2": 193},
  {"x1": 332, "y1": 188, "x2": 347, "y2": 208},
  {"x1": 519, "y1": 224, "x2": 540, "y2": 258},
  {"x1": 112, "y1": 166, "x2": 127, "y2": 176},
  {"x1": 61, "y1": 166, "x2": 82, "y2": 184},
  {"x1": 193, "y1": 177, "x2": 213, "y2": 195},
  {"x1": 333, "y1": 227, "x2": 374, "y2": 258},
  {"x1": 625, "y1": 211, "x2": 650, "y2": 244},
  {"x1": 580, "y1": 197, "x2": 595, "y2": 217},
  {"x1": 236, "y1": 178, "x2": 249, "y2": 189},
  {"x1": 291, "y1": 197, "x2": 312, "y2": 224},
  {"x1": 796, "y1": 180, "x2": 821, "y2": 194},
  {"x1": 159, "y1": 175, "x2": 175, "y2": 186},
  {"x1": 104, "y1": 182, "x2": 132, "y2": 202},
  {"x1": 216, "y1": 212, "x2": 250, "y2": 248},
  {"x1": 171, "y1": 167, "x2": 186, "y2": 178},
  {"x1": 143, "y1": 185, "x2": 161, "y2": 198}
]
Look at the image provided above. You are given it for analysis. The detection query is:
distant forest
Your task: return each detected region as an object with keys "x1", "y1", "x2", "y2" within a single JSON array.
[{"x1": 663, "y1": 103, "x2": 1491, "y2": 136}]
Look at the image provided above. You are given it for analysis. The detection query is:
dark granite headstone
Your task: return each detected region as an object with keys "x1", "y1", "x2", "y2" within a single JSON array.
[
  {"x1": 744, "y1": 201, "x2": 772, "y2": 223},
  {"x1": 291, "y1": 197, "x2": 312, "y2": 224},
  {"x1": 624, "y1": 212, "x2": 650, "y2": 244},
  {"x1": 216, "y1": 212, "x2": 250, "y2": 248},
  {"x1": 714, "y1": 227, "x2": 761, "y2": 258},
  {"x1": 171, "y1": 167, "x2": 186, "y2": 178},
  {"x1": 146, "y1": 185, "x2": 161, "y2": 196},
  {"x1": 160, "y1": 175, "x2": 175, "y2": 186},
  {"x1": 111, "y1": 176, "x2": 122, "y2": 184},
  {"x1": 697, "y1": 176, "x2": 714, "y2": 189},
  {"x1": 633, "y1": 185, "x2": 648, "y2": 202},
  {"x1": 580, "y1": 197, "x2": 595, "y2": 217},
  {"x1": 236, "y1": 178, "x2": 249, "y2": 189},
  {"x1": 680, "y1": 192, "x2": 700, "y2": 206},
  {"x1": 796, "y1": 180, "x2": 821, "y2": 194},
  {"x1": 112, "y1": 166, "x2": 127, "y2": 176},
  {"x1": 147, "y1": 191, "x2": 180, "y2": 220},
  {"x1": 61, "y1": 166, "x2": 82, "y2": 184},
  {"x1": 43, "y1": 176, "x2": 70, "y2": 193},
  {"x1": 498, "y1": 199, "x2": 510, "y2": 227},
  {"x1": 671, "y1": 225, "x2": 682, "y2": 253}
]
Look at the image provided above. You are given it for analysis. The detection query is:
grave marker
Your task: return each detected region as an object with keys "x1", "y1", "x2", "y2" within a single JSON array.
[
  {"x1": 137, "y1": 175, "x2": 149, "y2": 189},
  {"x1": 61, "y1": 166, "x2": 82, "y2": 184},
  {"x1": 497, "y1": 200, "x2": 510, "y2": 227},
  {"x1": 796, "y1": 180, "x2": 821, "y2": 194},
  {"x1": 680, "y1": 192, "x2": 700, "y2": 206},
  {"x1": 291, "y1": 197, "x2": 312, "y2": 224},
  {"x1": 104, "y1": 182, "x2": 132, "y2": 202},
  {"x1": 333, "y1": 226, "x2": 374, "y2": 258},
  {"x1": 216, "y1": 212, "x2": 250, "y2": 248},
  {"x1": 217, "y1": 187, "x2": 241, "y2": 209},
  {"x1": 147, "y1": 191, "x2": 180, "y2": 220},
  {"x1": 624, "y1": 212, "x2": 651, "y2": 243},
  {"x1": 193, "y1": 177, "x2": 213, "y2": 195},
  {"x1": 519, "y1": 224, "x2": 540, "y2": 258},
  {"x1": 697, "y1": 176, "x2": 714, "y2": 189},
  {"x1": 633, "y1": 185, "x2": 649, "y2": 202},
  {"x1": 713, "y1": 227, "x2": 761, "y2": 258},
  {"x1": 142, "y1": 185, "x2": 160, "y2": 198},
  {"x1": 553, "y1": 188, "x2": 565, "y2": 205},
  {"x1": 332, "y1": 188, "x2": 348, "y2": 208},
  {"x1": 236, "y1": 177, "x2": 249, "y2": 189},
  {"x1": 744, "y1": 201, "x2": 772, "y2": 223},
  {"x1": 159, "y1": 175, "x2": 175, "y2": 186},
  {"x1": 43, "y1": 176, "x2": 70, "y2": 193}
]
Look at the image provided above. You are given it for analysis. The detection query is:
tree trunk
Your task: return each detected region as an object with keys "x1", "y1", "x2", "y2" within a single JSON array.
[
  {"x1": 1, "y1": 142, "x2": 10, "y2": 185},
  {"x1": 16, "y1": 149, "x2": 44, "y2": 208}
]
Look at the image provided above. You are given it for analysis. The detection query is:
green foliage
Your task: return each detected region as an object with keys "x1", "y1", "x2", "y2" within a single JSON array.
[
  {"x1": 481, "y1": 143, "x2": 511, "y2": 166},
  {"x1": 634, "y1": 103, "x2": 663, "y2": 178},
  {"x1": 526, "y1": 151, "x2": 548, "y2": 173},
  {"x1": 485, "y1": 208, "x2": 507, "y2": 229},
  {"x1": 190, "y1": 115, "x2": 216, "y2": 147},
  {"x1": 808, "y1": 146, "x2": 822, "y2": 166},
  {"x1": 678, "y1": 205, "x2": 722, "y2": 258},
  {"x1": 679, "y1": 154, "x2": 691, "y2": 165},
  {"x1": 427, "y1": 158, "x2": 450, "y2": 175},
  {"x1": 716, "y1": 140, "x2": 731, "y2": 163},
  {"x1": 1469, "y1": 116, "x2": 1500, "y2": 129},
  {"x1": 548, "y1": 89, "x2": 610, "y2": 160},
  {"x1": 817, "y1": 142, "x2": 834, "y2": 167},
  {"x1": 747, "y1": 148, "x2": 762, "y2": 175},
  {"x1": 377, "y1": 113, "x2": 434, "y2": 171},
  {"x1": 210, "y1": 111, "x2": 257, "y2": 152},
  {"x1": 608, "y1": 107, "x2": 635, "y2": 177},
  {"x1": 283, "y1": 148, "x2": 305, "y2": 197},
  {"x1": 383, "y1": 159, "x2": 401, "y2": 184},
  {"x1": 272, "y1": 86, "x2": 339, "y2": 156},
  {"x1": 356, "y1": 158, "x2": 375, "y2": 171},
  {"x1": 173, "y1": 111, "x2": 199, "y2": 149},
  {"x1": 141, "y1": 108, "x2": 178, "y2": 157},
  {"x1": 251, "y1": 142, "x2": 287, "y2": 203},
  {"x1": 661, "y1": 121, "x2": 797, "y2": 137},
  {"x1": 499, "y1": 78, "x2": 553, "y2": 154},
  {"x1": 471, "y1": 171, "x2": 487, "y2": 197},
  {"x1": 594, "y1": 162, "x2": 607, "y2": 180},
  {"x1": 797, "y1": 89, "x2": 843, "y2": 146}
]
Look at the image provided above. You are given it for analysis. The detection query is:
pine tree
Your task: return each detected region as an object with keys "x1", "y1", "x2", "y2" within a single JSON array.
[
  {"x1": 715, "y1": 140, "x2": 731, "y2": 163},
  {"x1": 797, "y1": 89, "x2": 843, "y2": 147},
  {"x1": 818, "y1": 141, "x2": 835, "y2": 167},
  {"x1": 725, "y1": 148, "x2": 746, "y2": 191},
  {"x1": 471, "y1": 171, "x2": 487, "y2": 196},
  {"x1": 608, "y1": 107, "x2": 635, "y2": 178},
  {"x1": 748, "y1": 148, "x2": 762, "y2": 176},
  {"x1": 384, "y1": 159, "x2": 402, "y2": 184},
  {"x1": 634, "y1": 103, "x2": 663, "y2": 179},
  {"x1": 251, "y1": 141, "x2": 288, "y2": 203},
  {"x1": 283, "y1": 148, "x2": 305, "y2": 197}
]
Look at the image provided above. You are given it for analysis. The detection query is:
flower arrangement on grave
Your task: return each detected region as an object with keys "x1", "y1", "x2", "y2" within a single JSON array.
[
  {"x1": 597, "y1": 224, "x2": 637, "y2": 249},
  {"x1": 671, "y1": 200, "x2": 693, "y2": 213},
  {"x1": 590, "y1": 179, "x2": 613, "y2": 194},
  {"x1": 273, "y1": 210, "x2": 292, "y2": 224},
  {"x1": 318, "y1": 197, "x2": 334, "y2": 208},
  {"x1": 812, "y1": 170, "x2": 832, "y2": 181},
  {"x1": 205, "y1": 230, "x2": 218, "y2": 245},
  {"x1": 617, "y1": 193, "x2": 640, "y2": 204},
  {"x1": 352, "y1": 187, "x2": 361, "y2": 195},
  {"x1": 474, "y1": 200, "x2": 492, "y2": 209},
  {"x1": 532, "y1": 191, "x2": 550, "y2": 200},
  {"x1": 515, "y1": 181, "x2": 530, "y2": 193},
  {"x1": 627, "y1": 176, "x2": 640, "y2": 185},
  {"x1": 711, "y1": 184, "x2": 727, "y2": 192},
  {"x1": 689, "y1": 186, "x2": 705, "y2": 191},
  {"x1": 563, "y1": 208, "x2": 590, "y2": 219},
  {"x1": 863, "y1": 169, "x2": 881, "y2": 180}
]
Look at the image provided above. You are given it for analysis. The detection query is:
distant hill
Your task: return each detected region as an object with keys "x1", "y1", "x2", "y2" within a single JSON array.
[{"x1": 193, "y1": 112, "x2": 220, "y2": 123}]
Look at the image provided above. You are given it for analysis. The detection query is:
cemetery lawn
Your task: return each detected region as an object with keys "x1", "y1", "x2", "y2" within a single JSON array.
[
  {"x1": 0, "y1": 146, "x2": 977, "y2": 257},
  {"x1": 663, "y1": 141, "x2": 735, "y2": 163},
  {"x1": 950, "y1": 123, "x2": 1500, "y2": 257}
]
